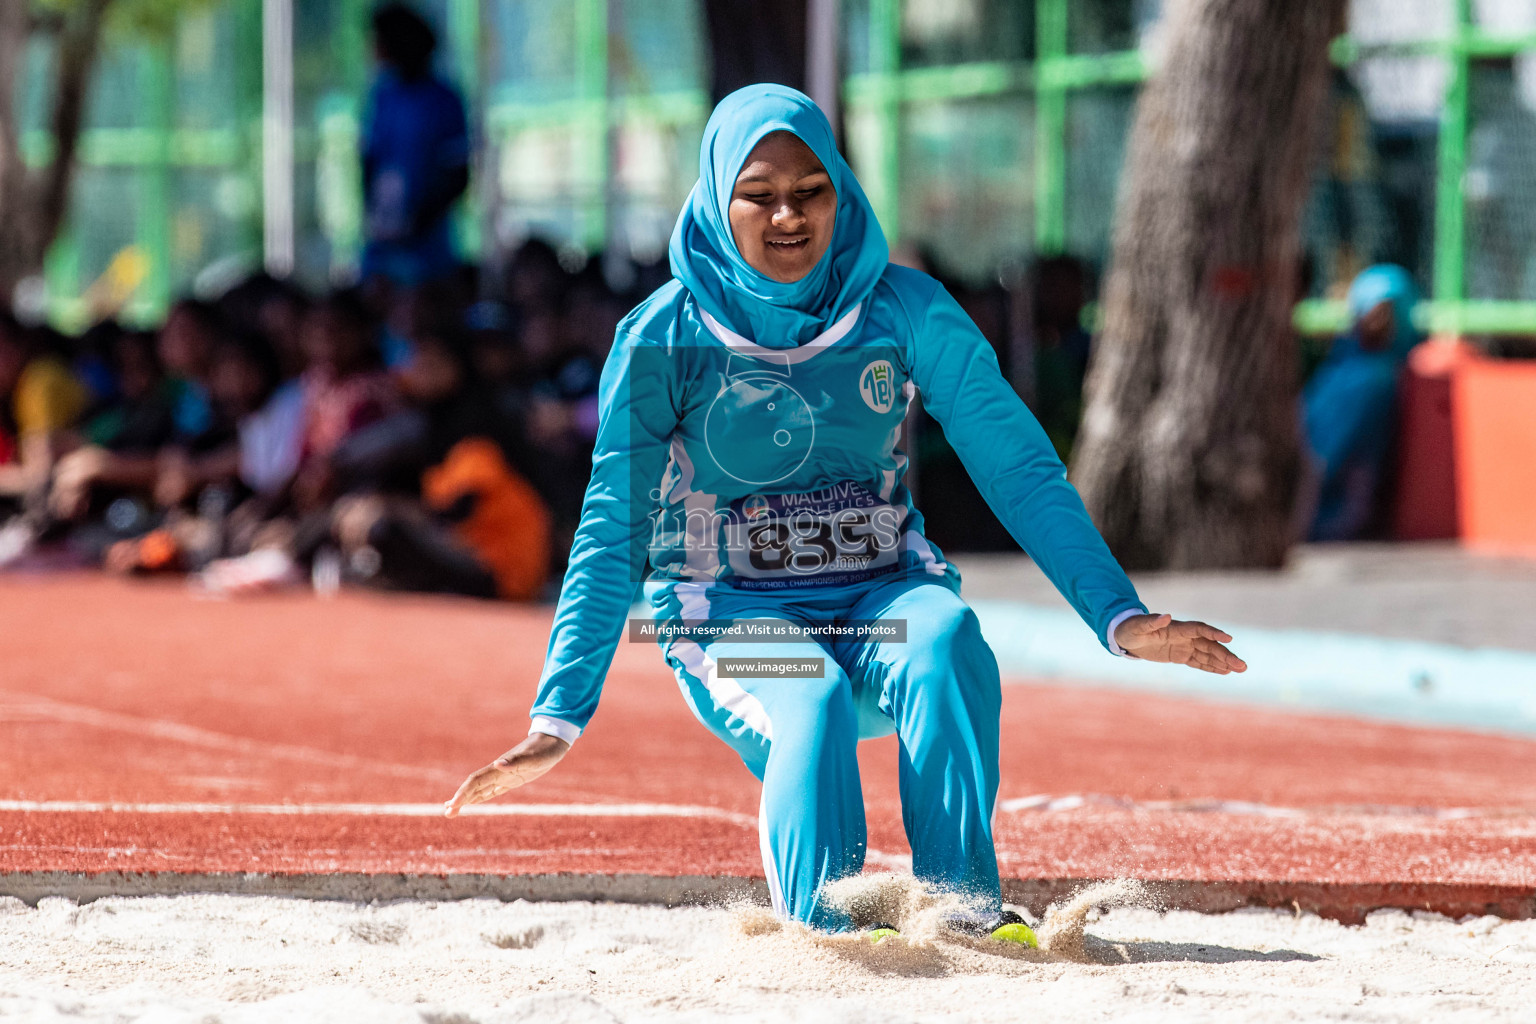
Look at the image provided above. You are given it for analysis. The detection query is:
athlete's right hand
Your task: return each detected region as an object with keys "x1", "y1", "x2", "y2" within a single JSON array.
[{"x1": 443, "y1": 733, "x2": 570, "y2": 817}]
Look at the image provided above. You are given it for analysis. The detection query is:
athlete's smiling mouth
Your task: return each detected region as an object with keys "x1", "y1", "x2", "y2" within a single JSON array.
[{"x1": 766, "y1": 236, "x2": 810, "y2": 252}]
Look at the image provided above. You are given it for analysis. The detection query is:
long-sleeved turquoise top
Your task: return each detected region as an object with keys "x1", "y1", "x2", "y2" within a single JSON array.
[
  {"x1": 527, "y1": 267, "x2": 1146, "y2": 739},
  {"x1": 527, "y1": 84, "x2": 1142, "y2": 741}
]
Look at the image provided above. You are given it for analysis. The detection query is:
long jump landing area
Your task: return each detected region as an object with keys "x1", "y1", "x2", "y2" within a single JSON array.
[{"x1": 2, "y1": 574, "x2": 1534, "y2": 922}]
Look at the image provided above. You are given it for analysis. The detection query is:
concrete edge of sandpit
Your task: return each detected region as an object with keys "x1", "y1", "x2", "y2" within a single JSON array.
[
  {"x1": 2, "y1": 872, "x2": 1532, "y2": 924},
  {"x1": 0, "y1": 872, "x2": 769, "y2": 908}
]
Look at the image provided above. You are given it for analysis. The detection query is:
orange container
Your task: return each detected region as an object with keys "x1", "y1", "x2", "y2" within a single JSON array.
[
  {"x1": 1453, "y1": 355, "x2": 1536, "y2": 554},
  {"x1": 1391, "y1": 339, "x2": 1464, "y2": 540}
]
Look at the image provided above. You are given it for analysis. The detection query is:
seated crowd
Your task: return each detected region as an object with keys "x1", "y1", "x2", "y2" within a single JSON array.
[
  {"x1": 0, "y1": 241, "x2": 1418, "y2": 599},
  {"x1": 0, "y1": 240, "x2": 648, "y2": 601}
]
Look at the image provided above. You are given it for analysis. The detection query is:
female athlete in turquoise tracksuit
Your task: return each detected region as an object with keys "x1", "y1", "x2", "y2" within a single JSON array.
[{"x1": 446, "y1": 85, "x2": 1245, "y2": 935}]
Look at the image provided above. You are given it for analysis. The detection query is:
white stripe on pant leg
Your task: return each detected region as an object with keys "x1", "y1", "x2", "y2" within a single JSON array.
[
  {"x1": 674, "y1": 580, "x2": 713, "y2": 621},
  {"x1": 670, "y1": 580, "x2": 782, "y2": 913},
  {"x1": 671, "y1": 639, "x2": 774, "y2": 742},
  {"x1": 672, "y1": 638, "x2": 782, "y2": 915},
  {"x1": 669, "y1": 583, "x2": 774, "y2": 741},
  {"x1": 759, "y1": 795, "x2": 787, "y2": 917}
]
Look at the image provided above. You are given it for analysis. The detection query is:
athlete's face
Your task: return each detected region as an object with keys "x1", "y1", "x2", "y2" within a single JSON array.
[{"x1": 729, "y1": 132, "x2": 836, "y2": 284}]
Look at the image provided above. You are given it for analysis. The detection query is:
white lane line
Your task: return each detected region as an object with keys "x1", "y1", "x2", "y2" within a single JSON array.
[
  {"x1": 0, "y1": 800, "x2": 759, "y2": 828},
  {"x1": 997, "y1": 792, "x2": 1530, "y2": 820},
  {"x1": 0, "y1": 690, "x2": 458, "y2": 784},
  {"x1": 864, "y1": 849, "x2": 913, "y2": 871}
]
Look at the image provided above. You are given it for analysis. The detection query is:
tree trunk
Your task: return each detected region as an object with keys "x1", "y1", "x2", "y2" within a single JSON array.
[
  {"x1": 0, "y1": 0, "x2": 116, "y2": 303},
  {"x1": 1070, "y1": 0, "x2": 1345, "y2": 571},
  {"x1": 0, "y1": 2, "x2": 35, "y2": 296},
  {"x1": 41, "y1": 0, "x2": 115, "y2": 258}
]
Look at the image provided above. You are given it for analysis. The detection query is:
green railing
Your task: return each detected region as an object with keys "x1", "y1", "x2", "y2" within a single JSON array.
[
  {"x1": 480, "y1": 0, "x2": 708, "y2": 255},
  {"x1": 843, "y1": 0, "x2": 1536, "y2": 337},
  {"x1": 36, "y1": 47, "x2": 256, "y2": 327},
  {"x1": 31, "y1": 1, "x2": 264, "y2": 327}
]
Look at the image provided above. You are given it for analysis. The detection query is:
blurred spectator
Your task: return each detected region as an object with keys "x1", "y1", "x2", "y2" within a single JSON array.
[
  {"x1": 50, "y1": 300, "x2": 235, "y2": 524},
  {"x1": 99, "y1": 330, "x2": 305, "y2": 576},
  {"x1": 153, "y1": 329, "x2": 301, "y2": 509},
  {"x1": 419, "y1": 436, "x2": 550, "y2": 599},
  {"x1": 361, "y1": 3, "x2": 470, "y2": 288},
  {"x1": 1301, "y1": 264, "x2": 1422, "y2": 542},
  {"x1": 0, "y1": 316, "x2": 88, "y2": 505},
  {"x1": 508, "y1": 254, "x2": 610, "y2": 560},
  {"x1": 392, "y1": 326, "x2": 529, "y2": 474},
  {"x1": 217, "y1": 333, "x2": 305, "y2": 500},
  {"x1": 201, "y1": 326, "x2": 548, "y2": 600},
  {"x1": 80, "y1": 331, "x2": 177, "y2": 455},
  {"x1": 157, "y1": 299, "x2": 225, "y2": 446},
  {"x1": 376, "y1": 277, "x2": 466, "y2": 371},
  {"x1": 217, "y1": 273, "x2": 312, "y2": 380},
  {"x1": 545, "y1": 260, "x2": 615, "y2": 439},
  {"x1": 504, "y1": 237, "x2": 568, "y2": 317},
  {"x1": 332, "y1": 326, "x2": 550, "y2": 599},
  {"x1": 72, "y1": 319, "x2": 126, "y2": 412},
  {"x1": 0, "y1": 228, "x2": 646, "y2": 599},
  {"x1": 463, "y1": 299, "x2": 521, "y2": 389},
  {"x1": 293, "y1": 291, "x2": 399, "y2": 511}
]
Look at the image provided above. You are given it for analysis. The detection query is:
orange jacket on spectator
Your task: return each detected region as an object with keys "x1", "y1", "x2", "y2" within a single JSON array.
[{"x1": 422, "y1": 437, "x2": 550, "y2": 601}]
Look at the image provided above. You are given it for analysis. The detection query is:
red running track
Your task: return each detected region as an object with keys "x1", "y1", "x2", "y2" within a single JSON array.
[{"x1": 3, "y1": 575, "x2": 1535, "y2": 917}]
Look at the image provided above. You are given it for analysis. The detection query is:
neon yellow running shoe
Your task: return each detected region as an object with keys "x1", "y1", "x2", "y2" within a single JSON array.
[
  {"x1": 866, "y1": 923, "x2": 901, "y2": 944},
  {"x1": 989, "y1": 910, "x2": 1038, "y2": 947}
]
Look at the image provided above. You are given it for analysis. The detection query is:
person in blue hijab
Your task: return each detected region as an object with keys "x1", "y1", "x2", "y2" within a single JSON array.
[
  {"x1": 1302, "y1": 264, "x2": 1422, "y2": 541},
  {"x1": 444, "y1": 85, "x2": 1245, "y2": 938}
]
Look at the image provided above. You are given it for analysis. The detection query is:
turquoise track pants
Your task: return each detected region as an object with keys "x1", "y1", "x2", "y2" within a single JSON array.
[{"x1": 647, "y1": 572, "x2": 1003, "y2": 931}]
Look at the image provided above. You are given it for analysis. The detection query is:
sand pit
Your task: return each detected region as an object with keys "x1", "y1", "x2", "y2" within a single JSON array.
[{"x1": 2, "y1": 884, "x2": 1534, "y2": 1022}]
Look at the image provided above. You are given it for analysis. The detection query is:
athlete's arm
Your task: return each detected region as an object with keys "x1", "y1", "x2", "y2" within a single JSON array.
[
  {"x1": 445, "y1": 331, "x2": 678, "y2": 814},
  {"x1": 909, "y1": 282, "x2": 1243, "y2": 672}
]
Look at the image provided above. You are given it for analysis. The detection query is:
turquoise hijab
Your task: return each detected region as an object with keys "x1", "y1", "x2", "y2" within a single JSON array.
[
  {"x1": 669, "y1": 84, "x2": 889, "y2": 348},
  {"x1": 1344, "y1": 263, "x2": 1421, "y2": 361}
]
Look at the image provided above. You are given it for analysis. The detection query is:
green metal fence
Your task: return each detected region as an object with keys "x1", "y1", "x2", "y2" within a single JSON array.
[
  {"x1": 481, "y1": 0, "x2": 707, "y2": 258},
  {"x1": 28, "y1": 4, "x2": 263, "y2": 326},
  {"x1": 842, "y1": 0, "x2": 1536, "y2": 336},
  {"x1": 27, "y1": 0, "x2": 1536, "y2": 336}
]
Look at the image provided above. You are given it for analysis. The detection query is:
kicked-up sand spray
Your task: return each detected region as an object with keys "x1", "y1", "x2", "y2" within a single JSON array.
[
  {"x1": 1036, "y1": 877, "x2": 1152, "y2": 960},
  {"x1": 733, "y1": 872, "x2": 1153, "y2": 965}
]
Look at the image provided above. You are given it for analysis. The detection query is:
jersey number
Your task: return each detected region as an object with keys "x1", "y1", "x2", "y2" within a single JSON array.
[{"x1": 747, "y1": 510, "x2": 885, "y2": 574}]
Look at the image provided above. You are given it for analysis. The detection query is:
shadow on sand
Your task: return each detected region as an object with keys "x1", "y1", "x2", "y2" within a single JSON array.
[
  {"x1": 815, "y1": 932, "x2": 1320, "y2": 977},
  {"x1": 1081, "y1": 934, "x2": 1322, "y2": 965}
]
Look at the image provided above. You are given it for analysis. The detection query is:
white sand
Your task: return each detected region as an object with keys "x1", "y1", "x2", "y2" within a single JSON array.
[{"x1": 2, "y1": 881, "x2": 1535, "y2": 1023}]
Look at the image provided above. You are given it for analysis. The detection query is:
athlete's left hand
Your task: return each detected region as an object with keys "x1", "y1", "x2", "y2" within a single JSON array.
[{"x1": 1113, "y1": 613, "x2": 1247, "y2": 675}]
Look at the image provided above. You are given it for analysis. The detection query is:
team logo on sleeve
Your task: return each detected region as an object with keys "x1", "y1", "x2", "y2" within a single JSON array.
[{"x1": 859, "y1": 360, "x2": 896, "y2": 413}]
